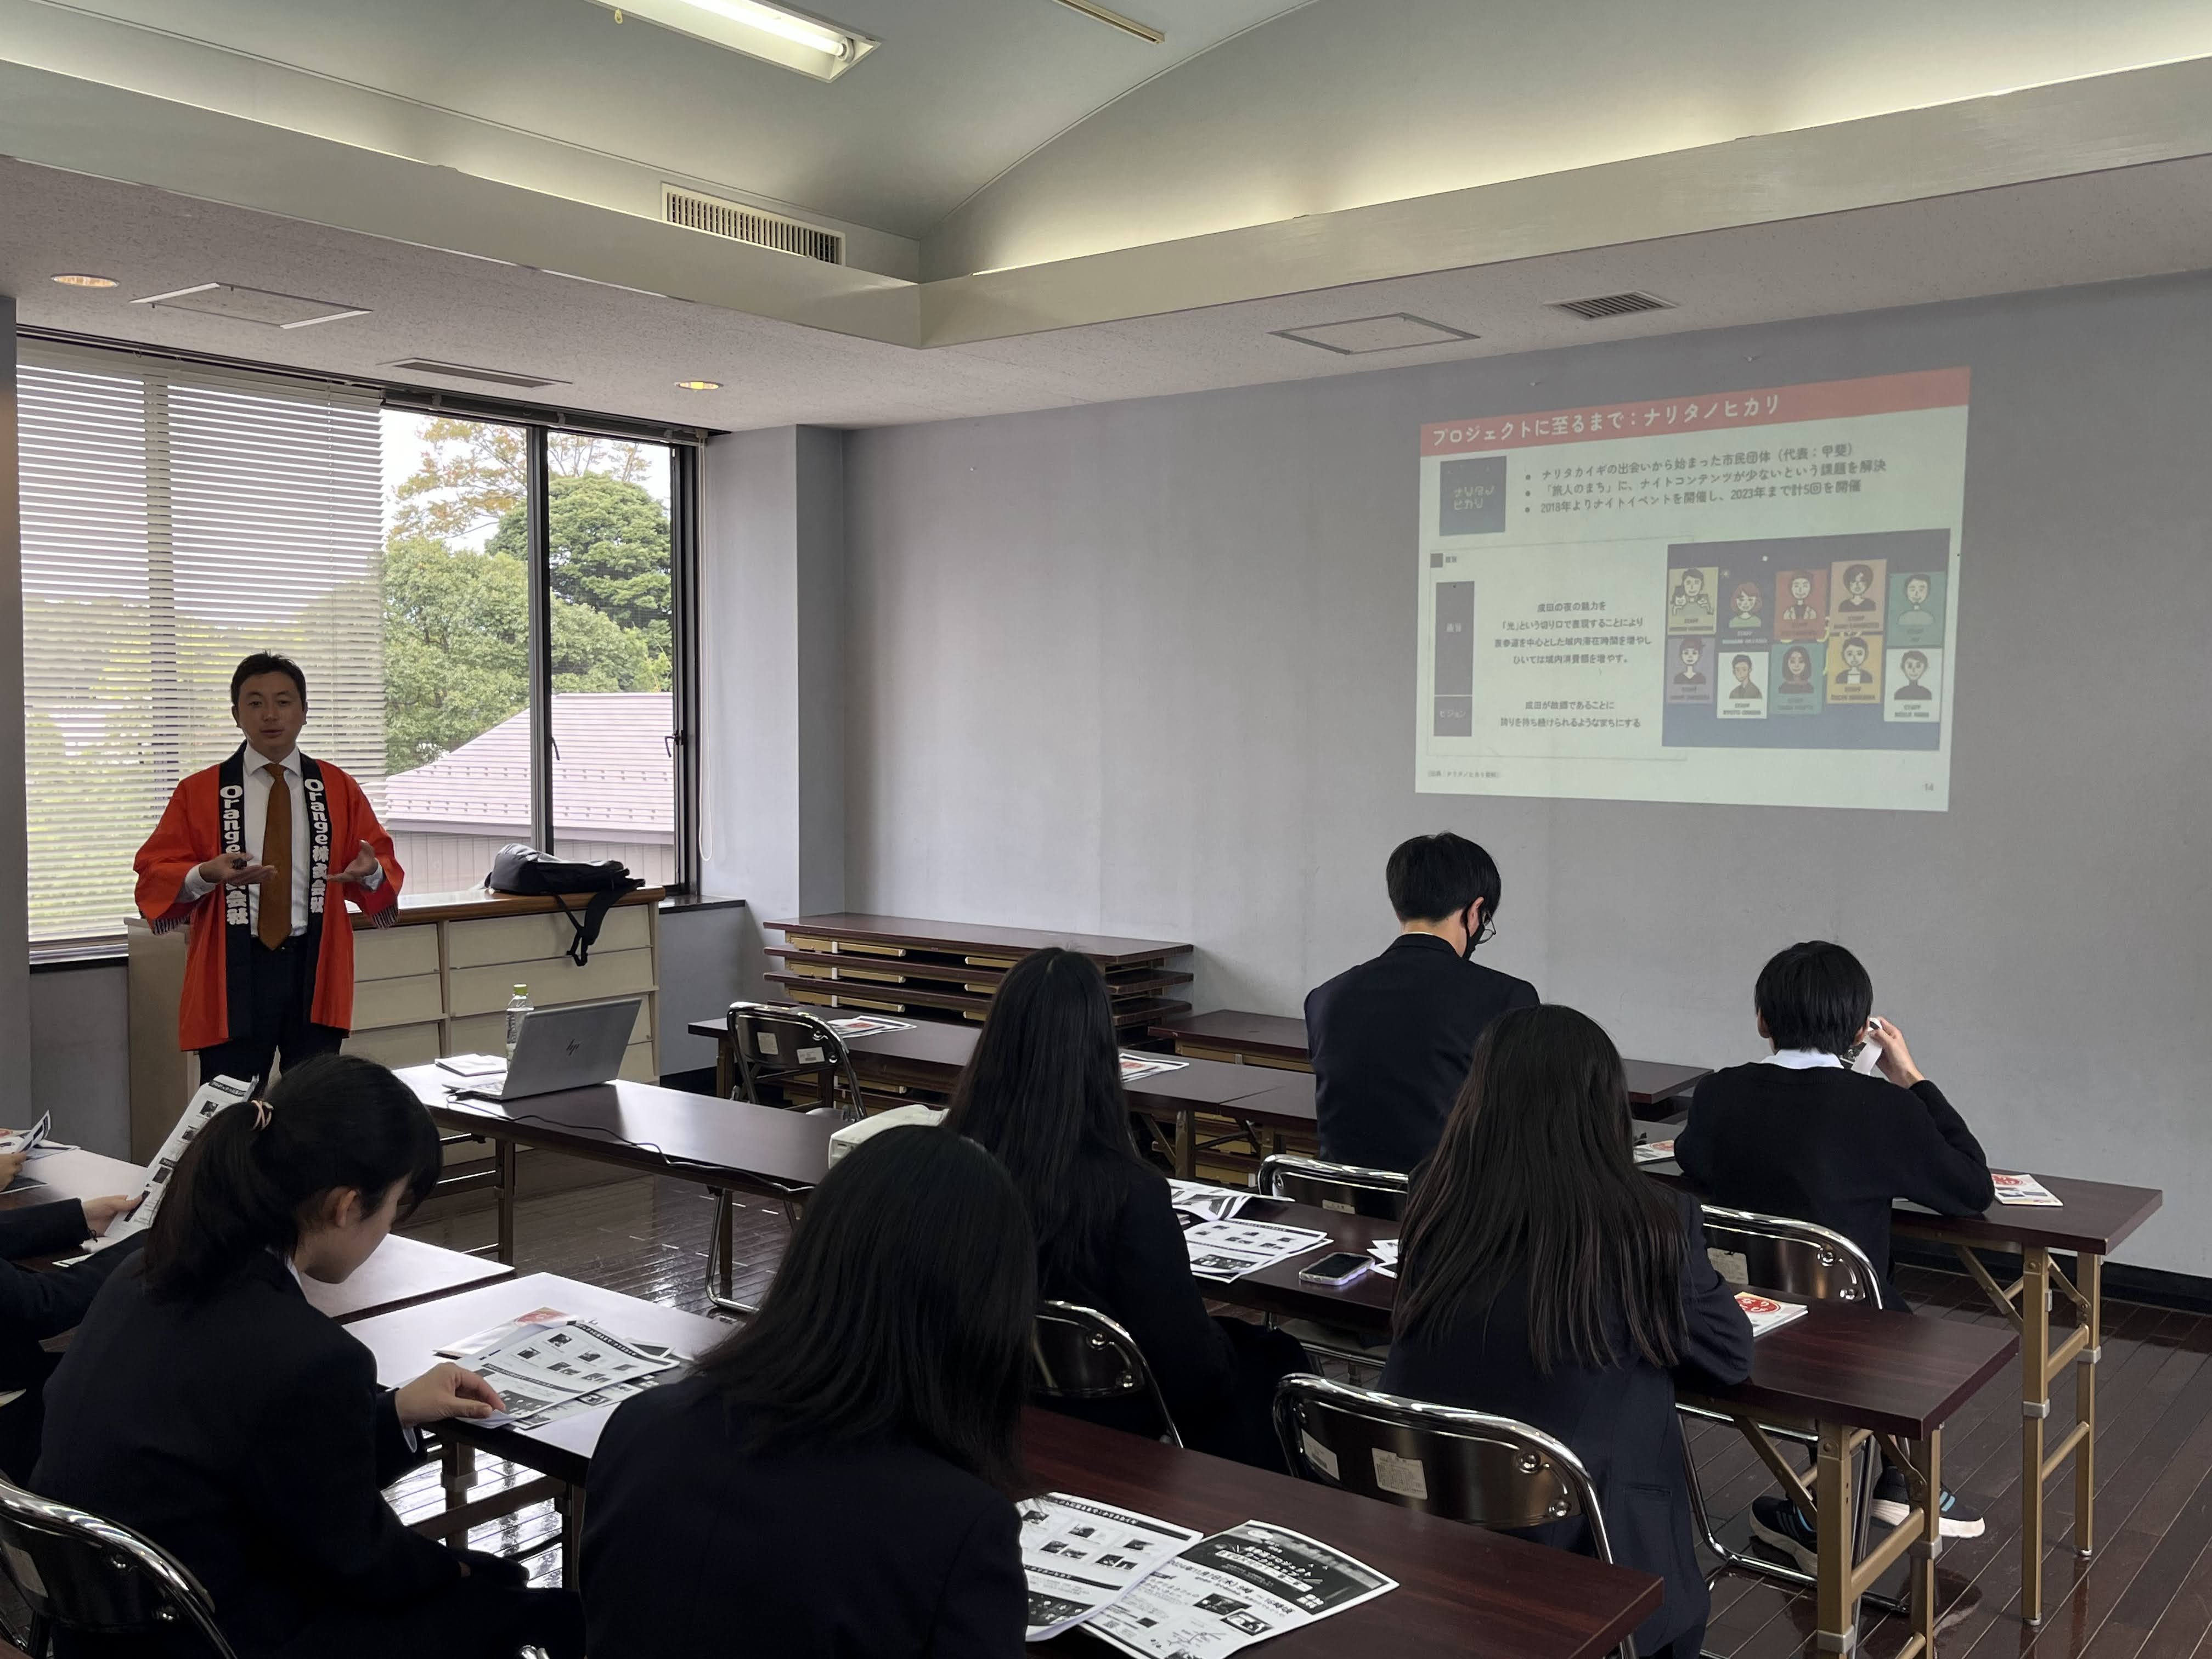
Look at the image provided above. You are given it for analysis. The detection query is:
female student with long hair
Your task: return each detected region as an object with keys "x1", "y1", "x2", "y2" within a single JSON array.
[
  {"x1": 583, "y1": 1127, "x2": 1032, "y2": 1657},
  {"x1": 34, "y1": 1056, "x2": 584, "y2": 1659},
  {"x1": 1381, "y1": 1005, "x2": 1754, "y2": 1659},
  {"x1": 944, "y1": 947, "x2": 1307, "y2": 1470}
]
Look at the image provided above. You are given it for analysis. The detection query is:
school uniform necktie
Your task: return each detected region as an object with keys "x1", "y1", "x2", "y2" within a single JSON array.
[{"x1": 259, "y1": 763, "x2": 292, "y2": 949}]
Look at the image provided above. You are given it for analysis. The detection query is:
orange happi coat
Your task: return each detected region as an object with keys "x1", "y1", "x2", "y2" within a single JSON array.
[{"x1": 133, "y1": 749, "x2": 404, "y2": 1052}]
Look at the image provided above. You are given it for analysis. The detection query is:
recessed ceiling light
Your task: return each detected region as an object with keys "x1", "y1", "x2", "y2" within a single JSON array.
[
  {"x1": 50, "y1": 274, "x2": 117, "y2": 289},
  {"x1": 581, "y1": 0, "x2": 876, "y2": 81},
  {"x1": 675, "y1": 380, "x2": 723, "y2": 392}
]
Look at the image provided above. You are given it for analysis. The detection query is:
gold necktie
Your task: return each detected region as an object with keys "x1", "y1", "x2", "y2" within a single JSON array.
[{"x1": 259, "y1": 763, "x2": 292, "y2": 949}]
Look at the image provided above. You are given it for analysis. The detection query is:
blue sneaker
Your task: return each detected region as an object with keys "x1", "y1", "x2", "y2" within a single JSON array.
[{"x1": 1750, "y1": 1496, "x2": 1819, "y2": 1573}]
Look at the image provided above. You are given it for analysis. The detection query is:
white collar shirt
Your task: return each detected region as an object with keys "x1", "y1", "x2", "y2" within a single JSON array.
[{"x1": 1761, "y1": 1048, "x2": 1844, "y2": 1070}]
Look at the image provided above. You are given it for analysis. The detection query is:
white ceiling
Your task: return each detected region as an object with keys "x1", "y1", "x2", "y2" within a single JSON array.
[{"x1": 7, "y1": 150, "x2": 2211, "y2": 431}]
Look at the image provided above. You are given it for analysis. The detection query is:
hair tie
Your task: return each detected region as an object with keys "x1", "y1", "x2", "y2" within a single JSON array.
[{"x1": 251, "y1": 1098, "x2": 274, "y2": 1131}]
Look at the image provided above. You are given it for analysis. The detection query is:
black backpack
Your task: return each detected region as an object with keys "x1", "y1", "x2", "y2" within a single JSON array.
[{"x1": 486, "y1": 844, "x2": 645, "y2": 967}]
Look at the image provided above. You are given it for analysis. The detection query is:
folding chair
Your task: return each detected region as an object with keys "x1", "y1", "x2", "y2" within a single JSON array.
[
  {"x1": 1276, "y1": 1374, "x2": 1633, "y2": 1659},
  {"x1": 703, "y1": 1001, "x2": 862, "y2": 1316},
  {"x1": 0, "y1": 1476, "x2": 236, "y2": 1657},
  {"x1": 1256, "y1": 1154, "x2": 1407, "y2": 1378},
  {"x1": 1680, "y1": 1204, "x2": 1901, "y2": 1612},
  {"x1": 1029, "y1": 1301, "x2": 1183, "y2": 1447}
]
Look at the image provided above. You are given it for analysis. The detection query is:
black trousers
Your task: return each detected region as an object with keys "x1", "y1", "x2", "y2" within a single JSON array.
[{"x1": 194, "y1": 938, "x2": 346, "y2": 1091}]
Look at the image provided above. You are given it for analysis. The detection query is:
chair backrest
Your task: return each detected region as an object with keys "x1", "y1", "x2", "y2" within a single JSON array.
[
  {"x1": 1699, "y1": 1204, "x2": 1887, "y2": 1309},
  {"x1": 1274, "y1": 1375, "x2": 1613, "y2": 1558},
  {"x1": 1029, "y1": 1301, "x2": 1183, "y2": 1448},
  {"x1": 1256, "y1": 1153, "x2": 1410, "y2": 1220},
  {"x1": 0, "y1": 1477, "x2": 237, "y2": 1657},
  {"x1": 724, "y1": 1001, "x2": 865, "y2": 1122}
]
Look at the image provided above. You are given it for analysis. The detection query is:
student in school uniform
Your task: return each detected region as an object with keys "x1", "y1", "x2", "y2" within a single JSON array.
[
  {"x1": 945, "y1": 948, "x2": 1308, "y2": 1471},
  {"x1": 33, "y1": 1057, "x2": 584, "y2": 1659},
  {"x1": 582, "y1": 1128, "x2": 1031, "y2": 1658},
  {"x1": 0, "y1": 1146, "x2": 141, "y2": 1482},
  {"x1": 1382, "y1": 1005, "x2": 1754, "y2": 1659},
  {"x1": 1305, "y1": 832, "x2": 1538, "y2": 1172},
  {"x1": 1675, "y1": 939, "x2": 1996, "y2": 1560}
]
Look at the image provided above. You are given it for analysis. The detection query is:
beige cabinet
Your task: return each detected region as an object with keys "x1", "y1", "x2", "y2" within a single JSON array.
[{"x1": 126, "y1": 888, "x2": 663, "y2": 1160}]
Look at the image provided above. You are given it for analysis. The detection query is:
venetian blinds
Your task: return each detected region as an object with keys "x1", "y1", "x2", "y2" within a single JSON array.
[{"x1": 18, "y1": 343, "x2": 385, "y2": 944}]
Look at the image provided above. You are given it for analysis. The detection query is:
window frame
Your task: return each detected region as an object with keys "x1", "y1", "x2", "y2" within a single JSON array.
[{"x1": 19, "y1": 330, "x2": 708, "y2": 961}]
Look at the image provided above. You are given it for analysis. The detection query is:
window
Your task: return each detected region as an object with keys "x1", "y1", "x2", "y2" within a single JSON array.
[{"x1": 18, "y1": 342, "x2": 698, "y2": 950}]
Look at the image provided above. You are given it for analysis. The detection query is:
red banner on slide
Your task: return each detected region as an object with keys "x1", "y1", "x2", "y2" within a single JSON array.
[{"x1": 1423, "y1": 367, "x2": 1971, "y2": 454}]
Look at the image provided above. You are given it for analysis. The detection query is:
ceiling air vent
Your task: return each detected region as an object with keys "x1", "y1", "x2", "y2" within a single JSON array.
[
  {"x1": 663, "y1": 185, "x2": 844, "y2": 264},
  {"x1": 1549, "y1": 291, "x2": 1674, "y2": 321},
  {"x1": 385, "y1": 358, "x2": 570, "y2": 390}
]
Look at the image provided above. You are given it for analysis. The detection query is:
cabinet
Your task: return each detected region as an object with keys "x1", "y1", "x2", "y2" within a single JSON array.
[{"x1": 125, "y1": 887, "x2": 663, "y2": 1160}]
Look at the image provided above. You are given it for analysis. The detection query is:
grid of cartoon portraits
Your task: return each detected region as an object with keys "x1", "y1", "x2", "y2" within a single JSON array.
[{"x1": 1664, "y1": 550, "x2": 1947, "y2": 725}]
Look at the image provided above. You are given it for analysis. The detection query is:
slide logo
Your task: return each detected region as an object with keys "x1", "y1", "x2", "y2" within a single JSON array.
[{"x1": 1439, "y1": 456, "x2": 1507, "y2": 534}]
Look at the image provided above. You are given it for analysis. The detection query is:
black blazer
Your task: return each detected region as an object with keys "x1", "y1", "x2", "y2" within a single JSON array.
[
  {"x1": 1380, "y1": 1194, "x2": 1754, "y2": 1655},
  {"x1": 582, "y1": 1375, "x2": 1025, "y2": 1658},
  {"x1": 0, "y1": 1201, "x2": 140, "y2": 1480},
  {"x1": 1677, "y1": 1064, "x2": 1995, "y2": 1300},
  {"x1": 1040, "y1": 1155, "x2": 1235, "y2": 1438},
  {"x1": 1305, "y1": 933, "x2": 1539, "y2": 1171},
  {"x1": 33, "y1": 1252, "x2": 461, "y2": 1657}
]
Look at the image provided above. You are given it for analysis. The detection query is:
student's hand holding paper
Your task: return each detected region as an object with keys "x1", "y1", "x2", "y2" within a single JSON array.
[
  {"x1": 1866, "y1": 1016, "x2": 1925, "y2": 1088},
  {"x1": 0, "y1": 1150, "x2": 26, "y2": 1187},
  {"x1": 395, "y1": 1361, "x2": 506, "y2": 1428},
  {"x1": 81, "y1": 1195, "x2": 139, "y2": 1236}
]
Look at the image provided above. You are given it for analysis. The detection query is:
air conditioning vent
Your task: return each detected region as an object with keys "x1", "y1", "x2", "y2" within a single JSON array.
[
  {"x1": 1549, "y1": 291, "x2": 1674, "y2": 321},
  {"x1": 385, "y1": 358, "x2": 570, "y2": 390},
  {"x1": 663, "y1": 185, "x2": 844, "y2": 264}
]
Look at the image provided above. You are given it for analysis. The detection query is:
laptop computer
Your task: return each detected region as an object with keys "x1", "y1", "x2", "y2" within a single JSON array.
[{"x1": 453, "y1": 998, "x2": 643, "y2": 1101}]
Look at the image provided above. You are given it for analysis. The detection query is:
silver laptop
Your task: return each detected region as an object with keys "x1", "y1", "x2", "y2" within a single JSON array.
[{"x1": 469, "y1": 999, "x2": 642, "y2": 1101}]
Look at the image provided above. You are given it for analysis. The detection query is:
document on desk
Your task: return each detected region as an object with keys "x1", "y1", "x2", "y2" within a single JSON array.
[
  {"x1": 89, "y1": 1075, "x2": 253, "y2": 1252},
  {"x1": 1119, "y1": 1054, "x2": 1190, "y2": 1082},
  {"x1": 827, "y1": 1015, "x2": 917, "y2": 1038},
  {"x1": 1735, "y1": 1293, "x2": 1809, "y2": 1337},
  {"x1": 1632, "y1": 1138, "x2": 1677, "y2": 1165},
  {"x1": 1368, "y1": 1238, "x2": 1400, "y2": 1278},
  {"x1": 1182, "y1": 1218, "x2": 1332, "y2": 1282},
  {"x1": 1992, "y1": 1172, "x2": 2063, "y2": 1207},
  {"x1": 0, "y1": 1112, "x2": 52, "y2": 1156},
  {"x1": 1168, "y1": 1180, "x2": 1252, "y2": 1223},
  {"x1": 436, "y1": 1308, "x2": 685, "y2": 1429},
  {"x1": 1019, "y1": 1493, "x2": 1201, "y2": 1642},
  {"x1": 1088, "y1": 1520, "x2": 1397, "y2": 1657}
]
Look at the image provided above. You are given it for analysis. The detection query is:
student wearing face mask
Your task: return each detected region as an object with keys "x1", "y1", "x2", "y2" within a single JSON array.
[
  {"x1": 33, "y1": 1056, "x2": 584, "y2": 1659},
  {"x1": 1305, "y1": 833, "x2": 1538, "y2": 1173}
]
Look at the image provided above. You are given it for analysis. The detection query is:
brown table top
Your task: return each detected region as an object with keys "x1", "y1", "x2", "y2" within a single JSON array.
[
  {"x1": 396, "y1": 1068, "x2": 834, "y2": 1195},
  {"x1": 305, "y1": 1234, "x2": 515, "y2": 1325},
  {"x1": 768, "y1": 913, "x2": 1191, "y2": 967},
  {"x1": 366, "y1": 885, "x2": 665, "y2": 929},
  {"x1": 1027, "y1": 1409, "x2": 1660, "y2": 1659},
  {"x1": 1205, "y1": 1195, "x2": 2016, "y2": 1441},
  {"x1": 347, "y1": 1273, "x2": 729, "y2": 1484},
  {"x1": 1629, "y1": 1122, "x2": 2165, "y2": 1259},
  {"x1": 769, "y1": 946, "x2": 1194, "y2": 994},
  {"x1": 1150, "y1": 1011, "x2": 1709, "y2": 1107},
  {"x1": 0, "y1": 1149, "x2": 146, "y2": 1216}
]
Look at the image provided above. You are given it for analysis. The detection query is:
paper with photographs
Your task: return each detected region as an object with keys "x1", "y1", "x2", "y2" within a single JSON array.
[
  {"x1": 1088, "y1": 1520, "x2": 1397, "y2": 1658},
  {"x1": 1119, "y1": 1054, "x2": 1190, "y2": 1082},
  {"x1": 89, "y1": 1075, "x2": 255, "y2": 1252},
  {"x1": 1019, "y1": 1493, "x2": 1201, "y2": 1642},
  {"x1": 436, "y1": 1308, "x2": 684, "y2": 1429},
  {"x1": 1167, "y1": 1180, "x2": 1252, "y2": 1224},
  {"x1": 826, "y1": 1015, "x2": 917, "y2": 1038},
  {"x1": 1181, "y1": 1218, "x2": 1331, "y2": 1283},
  {"x1": 0, "y1": 1113, "x2": 53, "y2": 1156}
]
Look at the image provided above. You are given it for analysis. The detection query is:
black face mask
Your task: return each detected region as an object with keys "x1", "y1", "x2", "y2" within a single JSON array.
[{"x1": 1460, "y1": 906, "x2": 1481, "y2": 960}]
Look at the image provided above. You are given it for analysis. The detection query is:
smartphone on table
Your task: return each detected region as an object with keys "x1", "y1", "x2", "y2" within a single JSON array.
[{"x1": 1297, "y1": 1252, "x2": 1371, "y2": 1288}]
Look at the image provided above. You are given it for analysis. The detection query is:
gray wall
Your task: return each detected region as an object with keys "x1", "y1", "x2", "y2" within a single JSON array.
[
  {"x1": 31, "y1": 963, "x2": 129, "y2": 1155},
  {"x1": 845, "y1": 273, "x2": 2212, "y2": 1274}
]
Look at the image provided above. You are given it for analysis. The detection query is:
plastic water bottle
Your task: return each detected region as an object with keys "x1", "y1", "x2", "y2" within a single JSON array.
[{"x1": 505, "y1": 985, "x2": 533, "y2": 1058}]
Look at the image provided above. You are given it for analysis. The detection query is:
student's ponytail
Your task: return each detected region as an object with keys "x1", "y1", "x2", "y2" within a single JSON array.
[{"x1": 143, "y1": 1054, "x2": 442, "y2": 1301}]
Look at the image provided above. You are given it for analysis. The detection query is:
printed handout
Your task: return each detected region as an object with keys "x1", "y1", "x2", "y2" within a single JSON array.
[
  {"x1": 1992, "y1": 1172, "x2": 2062, "y2": 1207},
  {"x1": 1735, "y1": 1292, "x2": 1809, "y2": 1338},
  {"x1": 436, "y1": 1308, "x2": 685, "y2": 1429},
  {"x1": 1182, "y1": 1219, "x2": 1331, "y2": 1282},
  {"x1": 0, "y1": 1113, "x2": 53, "y2": 1156},
  {"x1": 1367, "y1": 1238, "x2": 1400, "y2": 1279},
  {"x1": 1088, "y1": 1521, "x2": 1397, "y2": 1658},
  {"x1": 1018, "y1": 1494, "x2": 1201, "y2": 1642},
  {"x1": 826, "y1": 1015, "x2": 917, "y2": 1039},
  {"x1": 1167, "y1": 1180, "x2": 1252, "y2": 1224},
  {"x1": 89, "y1": 1075, "x2": 255, "y2": 1252},
  {"x1": 1632, "y1": 1138, "x2": 1677, "y2": 1165},
  {"x1": 1119, "y1": 1054, "x2": 1191, "y2": 1083}
]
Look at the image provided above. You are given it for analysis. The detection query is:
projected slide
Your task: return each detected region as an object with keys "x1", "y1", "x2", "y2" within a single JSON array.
[{"x1": 1415, "y1": 368, "x2": 1968, "y2": 812}]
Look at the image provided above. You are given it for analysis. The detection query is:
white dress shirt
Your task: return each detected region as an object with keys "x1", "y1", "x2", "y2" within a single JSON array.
[
  {"x1": 176, "y1": 748, "x2": 380, "y2": 934},
  {"x1": 1761, "y1": 1048, "x2": 1843, "y2": 1069}
]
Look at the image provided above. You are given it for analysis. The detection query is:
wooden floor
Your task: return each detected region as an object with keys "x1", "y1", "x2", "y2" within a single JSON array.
[{"x1": 15, "y1": 1175, "x2": 2208, "y2": 1657}]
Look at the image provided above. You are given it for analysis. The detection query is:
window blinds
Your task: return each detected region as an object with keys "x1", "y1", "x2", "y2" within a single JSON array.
[{"x1": 18, "y1": 343, "x2": 385, "y2": 945}]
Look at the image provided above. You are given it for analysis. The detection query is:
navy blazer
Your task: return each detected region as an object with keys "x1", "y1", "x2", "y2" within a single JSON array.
[
  {"x1": 582, "y1": 1376, "x2": 1025, "y2": 1658},
  {"x1": 0, "y1": 1200, "x2": 142, "y2": 1479},
  {"x1": 1380, "y1": 1194, "x2": 1754, "y2": 1655},
  {"x1": 35, "y1": 1251, "x2": 460, "y2": 1656},
  {"x1": 1305, "y1": 933, "x2": 1538, "y2": 1172}
]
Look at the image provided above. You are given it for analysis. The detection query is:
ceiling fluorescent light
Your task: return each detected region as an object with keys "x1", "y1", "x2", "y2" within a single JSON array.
[
  {"x1": 581, "y1": 0, "x2": 877, "y2": 81},
  {"x1": 1049, "y1": 0, "x2": 1165, "y2": 43}
]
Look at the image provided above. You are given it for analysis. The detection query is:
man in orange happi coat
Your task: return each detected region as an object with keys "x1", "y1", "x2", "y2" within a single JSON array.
[{"x1": 134, "y1": 653, "x2": 404, "y2": 1086}]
